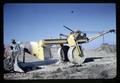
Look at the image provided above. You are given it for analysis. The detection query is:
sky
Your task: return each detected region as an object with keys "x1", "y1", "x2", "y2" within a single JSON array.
[{"x1": 4, "y1": 3, "x2": 116, "y2": 49}]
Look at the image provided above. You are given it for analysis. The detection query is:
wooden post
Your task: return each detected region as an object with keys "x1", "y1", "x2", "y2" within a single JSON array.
[{"x1": 23, "y1": 49, "x2": 25, "y2": 63}]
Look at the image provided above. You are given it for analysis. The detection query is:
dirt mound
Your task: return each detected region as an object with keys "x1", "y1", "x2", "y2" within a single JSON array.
[{"x1": 96, "y1": 43, "x2": 116, "y2": 53}]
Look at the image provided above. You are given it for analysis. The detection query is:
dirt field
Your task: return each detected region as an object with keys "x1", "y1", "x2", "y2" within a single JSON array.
[{"x1": 4, "y1": 44, "x2": 116, "y2": 79}]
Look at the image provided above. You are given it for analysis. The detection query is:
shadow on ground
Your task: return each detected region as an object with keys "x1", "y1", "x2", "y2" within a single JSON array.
[
  {"x1": 84, "y1": 57, "x2": 103, "y2": 63},
  {"x1": 18, "y1": 57, "x2": 103, "y2": 72},
  {"x1": 18, "y1": 59, "x2": 58, "y2": 72}
]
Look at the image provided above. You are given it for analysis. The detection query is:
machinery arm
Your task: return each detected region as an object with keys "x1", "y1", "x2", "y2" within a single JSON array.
[{"x1": 88, "y1": 29, "x2": 115, "y2": 42}]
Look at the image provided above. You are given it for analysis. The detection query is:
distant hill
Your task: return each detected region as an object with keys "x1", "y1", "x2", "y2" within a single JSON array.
[{"x1": 96, "y1": 43, "x2": 116, "y2": 53}]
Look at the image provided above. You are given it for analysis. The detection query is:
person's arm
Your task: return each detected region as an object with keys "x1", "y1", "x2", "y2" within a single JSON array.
[{"x1": 10, "y1": 44, "x2": 13, "y2": 50}]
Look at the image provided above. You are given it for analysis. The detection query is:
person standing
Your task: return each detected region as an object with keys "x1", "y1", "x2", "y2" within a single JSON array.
[
  {"x1": 9, "y1": 39, "x2": 24, "y2": 72},
  {"x1": 10, "y1": 39, "x2": 21, "y2": 61}
]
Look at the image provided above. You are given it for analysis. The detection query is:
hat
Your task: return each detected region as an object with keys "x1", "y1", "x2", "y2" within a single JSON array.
[{"x1": 11, "y1": 39, "x2": 16, "y2": 42}]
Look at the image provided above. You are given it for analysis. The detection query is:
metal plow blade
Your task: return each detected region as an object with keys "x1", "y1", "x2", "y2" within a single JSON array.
[{"x1": 14, "y1": 54, "x2": 24, "y2": 72}]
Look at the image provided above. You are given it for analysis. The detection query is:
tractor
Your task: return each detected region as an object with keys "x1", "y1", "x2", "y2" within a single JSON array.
[{"x1": 4, "y1": 26, "x2": 115, "y2": 72}]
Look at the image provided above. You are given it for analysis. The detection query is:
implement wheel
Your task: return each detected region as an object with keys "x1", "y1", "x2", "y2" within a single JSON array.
[
  {"x1": 4, "y1": 57, "x2": 14, "y2": 72},
  {"x1": 4, "y1": 50, "x2": 14, "y2": 72},
  {"x1": 67, "y1": 46, "x2": 85, "y2": 65},
  {"x1": 57, "y1": 46, "x2": 69, "y2": 62}
]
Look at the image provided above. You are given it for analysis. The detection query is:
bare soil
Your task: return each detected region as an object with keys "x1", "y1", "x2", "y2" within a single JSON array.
[{"x1": 4, "y1": 44, "x2": 116, "y2": 79}]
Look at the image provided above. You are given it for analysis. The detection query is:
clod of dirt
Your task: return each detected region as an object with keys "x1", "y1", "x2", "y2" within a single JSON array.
[{"x1": 56, "y1": 68, "x2": 62, "y2": 72}]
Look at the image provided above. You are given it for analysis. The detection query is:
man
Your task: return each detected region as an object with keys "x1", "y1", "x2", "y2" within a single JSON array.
[
  {"x1": 9, "y1": 39, "x2": 24, "y2": 72},
  {"x1": 10, "y1": 39, "x2": 21, "y2": 60},
  {"x1": 4, "y1": 39, "x2": 21, "y2": 72}
]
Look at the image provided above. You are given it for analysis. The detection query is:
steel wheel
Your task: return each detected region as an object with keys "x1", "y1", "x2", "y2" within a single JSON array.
[
  {"x1": 67, "y1": 46, "x2": 85, "y2": 65},
  {"x1": 4, "y1": 57, "x2": 14, "y2": 71},
  {"x1": 57, "y1": 46, "x2": 69, "y2": 62}
]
